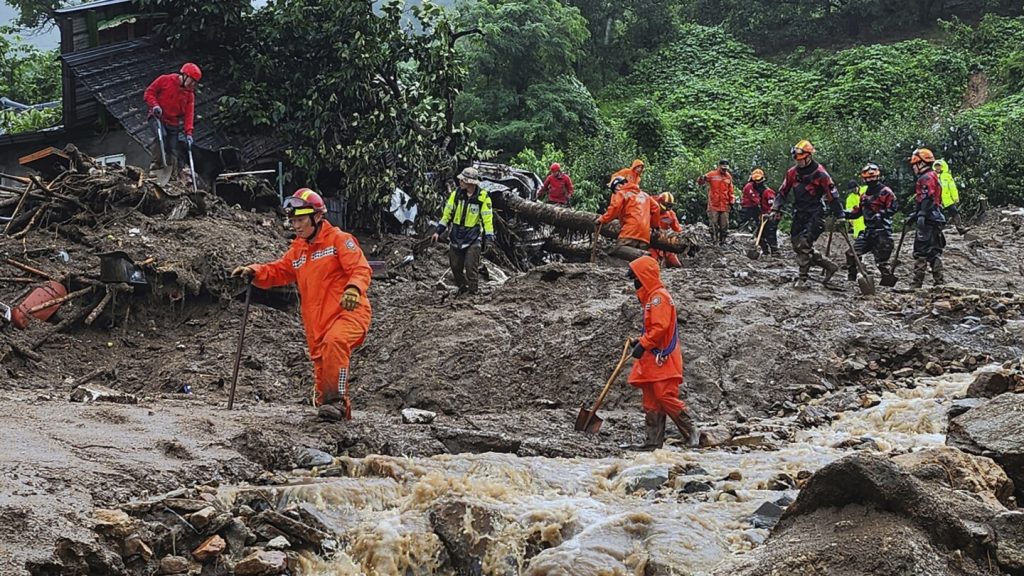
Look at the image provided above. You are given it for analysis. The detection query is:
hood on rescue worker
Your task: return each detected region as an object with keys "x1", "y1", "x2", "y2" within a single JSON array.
[{"x1": 627, "y1": 255, "x2": 664, "y2": 303}]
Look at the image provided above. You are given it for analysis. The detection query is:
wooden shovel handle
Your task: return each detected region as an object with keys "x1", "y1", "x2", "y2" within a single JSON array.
[
  {"x1": 585, "y1": 339, "x2": 632, "y2": 421},
  {"x1": 838, "y1": 221, "x2": 871, "y2": 277},
  {"x1": 753, "y1": 216, "x2": 768, "y2": 247}
]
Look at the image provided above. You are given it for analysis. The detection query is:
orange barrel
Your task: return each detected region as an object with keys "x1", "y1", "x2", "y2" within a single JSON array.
[{"x1": 11, "y1": 280, "x2": 67, "y2": 329}]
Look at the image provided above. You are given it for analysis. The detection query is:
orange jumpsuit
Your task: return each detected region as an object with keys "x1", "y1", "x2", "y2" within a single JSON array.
[
  {"x1": 649, "y1": 209, "x2": 683, "y2": 268},
  {"x1": 627, "y1": 256, "x2": 686, "y2": 417},
  {"x1": 597, "y1": 183, "x2": 659, "y2": 245},
  {"x1": 609, "y1": 159, "x2": 645, "y2": 188},
  {"x1": 250, "y1": 222, "x2": 372, "y2": 415}
]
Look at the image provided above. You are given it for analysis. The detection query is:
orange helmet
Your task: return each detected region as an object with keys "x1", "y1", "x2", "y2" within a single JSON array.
[
  {"x1": 180, "y1": 62, "x2": 202, "y2": 82},
  {"x1": 791, "y1": 140, "x2": 815, "y2": 160},
  {"x1": 750, "y1": 168, "x2": 766, "y2": 182},
  {"x1": 284, "y1": 187, "x2": 327, "y2": 216},
  {"x1": 658, "y1": 192, "x2": 675, "y2": 207},
  {"x1": 860, "y1": 163, "x2": 881, "y2": 181},
  {"x1": 909, "y1": 148, "x2": 935, "y2": 165}
]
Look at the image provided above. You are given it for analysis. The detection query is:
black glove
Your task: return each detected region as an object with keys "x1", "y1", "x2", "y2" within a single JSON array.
[
  {"x1": 151, "y1": 106, "x2": 162, "y2": 118},
  {"x1": 631, "y1": 340, "x2": 645, "y2": 359},
  {"x1": 831, "y1": 201, "x2": 844, "y2": 218}
]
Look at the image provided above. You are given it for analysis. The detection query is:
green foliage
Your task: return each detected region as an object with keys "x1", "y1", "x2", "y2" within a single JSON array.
[
  {"x1": 212, "y1": 0, "x2": 476, "y2": 226},
  {"x1": 0, "y1": 106, "x2": 61, "y2": 134},
  {"x1": 0, "y1": 27, "x2": 61, "y2": 106},
  {"x1": 454, "y1": 0, "x2": 599, "y2": 158},
  {"x1": 132, "y1": 0, "x2": 252, "y2": 51},
  {"x1": 3, "y1": 0, "x2": 65, "y2": 29}
]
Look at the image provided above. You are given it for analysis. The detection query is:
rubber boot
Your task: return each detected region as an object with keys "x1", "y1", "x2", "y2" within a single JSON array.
[
  {"x1": 668, "y1": 410, "x2": 699, "y2": 448},
  {"x1": 931, "y1": 257, "x2": 945, "y2": 286},
  {"x1": 822, "y1": 260, "x2": 839, "y2": 285},
  {"x1": 911, "y1": 257, "x2": 927, "y2": 289},
  {"x1": 845, "y1": 252, "x2": 858, "y2": 281},
  {"x1": 318, "y1": 398, "x2": 351, "y2": 422}
]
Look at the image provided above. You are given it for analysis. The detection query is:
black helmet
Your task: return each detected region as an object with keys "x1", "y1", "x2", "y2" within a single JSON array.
[{"x1": 609, "y1": 176, "x2": 628, "y2": 191}]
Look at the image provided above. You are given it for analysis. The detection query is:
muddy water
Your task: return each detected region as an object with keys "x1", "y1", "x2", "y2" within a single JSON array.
[{"x1": 219, "y1": 371, "x2": 979, "y2": 576}]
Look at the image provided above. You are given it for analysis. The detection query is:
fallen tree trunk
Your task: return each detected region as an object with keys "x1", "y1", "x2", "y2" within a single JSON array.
[{"x1": 496, "y1": 193, "x2": 699, "y2": 254}]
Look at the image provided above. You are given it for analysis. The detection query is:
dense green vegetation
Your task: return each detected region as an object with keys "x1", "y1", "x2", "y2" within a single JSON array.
[{"x1": 0, "y1": 26, "x2": 61, "y2": 134}]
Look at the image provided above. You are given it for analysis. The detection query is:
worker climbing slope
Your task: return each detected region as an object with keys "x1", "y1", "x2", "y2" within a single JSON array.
[{"x1": 596, "y1": 176, "x2": 659, "y2": 260}]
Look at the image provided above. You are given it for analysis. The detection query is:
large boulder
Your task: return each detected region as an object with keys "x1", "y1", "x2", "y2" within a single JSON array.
[
  {"x1": 713, "y1": 452, "x2": 1012, "y2": 576},
  {"x1": 947, "y1": 392, "x2": 1024, "y2": 501}
]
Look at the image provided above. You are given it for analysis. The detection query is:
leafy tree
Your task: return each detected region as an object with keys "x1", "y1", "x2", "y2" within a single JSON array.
[
  {"x1": 454, "y1": 0, "x2": 599, "y2": 158},
  {"x1": 3, "y1": 0, "x2": 65, "y2": 30},
  {"x1": 132, "y1": 0, "x2": 253, "y2": 51},
  {"x1": 0, "y1": 27, "x2": 61, "y2": 134}
]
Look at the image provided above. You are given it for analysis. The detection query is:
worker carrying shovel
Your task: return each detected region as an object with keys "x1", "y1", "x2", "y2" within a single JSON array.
[
  {"x1": 625, "y1": 255, "x2": 698, "y2": 450},
  {"x1": 232, "y1": 188, "x2": 372, "y2": 422},
  {"x1": 143, "y1": 63, "x2": 201, "y2": 183},
  {"x1": 843, "y1": 163, "x2": 898, "y2": 283}
]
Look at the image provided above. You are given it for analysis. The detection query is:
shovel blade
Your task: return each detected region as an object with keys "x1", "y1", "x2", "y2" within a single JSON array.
[
  {"x1": 574, "y1": 406, "x2": 603, "y2": 434},
  {"x1": 746, "y1": 248, "x2": 761, "y2": 260},
  {"x1": 154, "y1": 165, "x2": 173, "y2": 186},
  {"x1": 857, "y1": 275, "x2": 876, "y2": 296},
  {"x1": 879, "y1": 272, "x2": 898, "y2": 287}
]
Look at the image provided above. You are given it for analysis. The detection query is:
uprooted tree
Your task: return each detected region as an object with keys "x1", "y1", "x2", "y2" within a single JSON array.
[{"x1": 134, "y1": 0, "x2": 481, "y2": 228}]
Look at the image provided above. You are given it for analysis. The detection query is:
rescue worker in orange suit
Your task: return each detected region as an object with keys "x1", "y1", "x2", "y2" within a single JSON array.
[
  {"x1": 143, "y1": 62, "x2": 201, "y2": 176},
  {"x1": 739, "y1": 169, "x2": 764, "y2": 233},
  {"x1": 596, "y1": 176, "x2": 659, "y2": 260},
  {"x1": 626, "y1": 255, "x2": 698, "y2": 450},
  {"x1": 538, "y1": 163, "x2": 574, "y2": 206},
  {"x1": 770, "y1": 140, "x2": 844, "y2": 289},
  {"x1": 843, "y1": 163, "x2": 898, "y2": 281},
  {"x1": 610, "y1": 159, "x2": 645, "y2": 188},
  {"x1": 749, "y1": 169, "x2": 778, "y2": 256},
  {"x1": 231, "y1": 188, "x2": 372, "y2": 422},
  {"x1": 697, "y1": 159, "x2": 736, "y2": 245},
  {"x1": 908, "y1": 148, "x2": 946, "y2": 287},
  {"x1": 649, "y1": 192, "x2": 683, "y2": 268}
]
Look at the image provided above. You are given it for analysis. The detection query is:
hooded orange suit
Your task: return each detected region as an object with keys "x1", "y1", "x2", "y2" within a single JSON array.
[
  {"x1": 250, "y1": 222, "x2": 372, "y2": 414},
  {"x1": 627, "y1": 256, "x2": 686, "y2": 416},
  {"x1": 610, "y1": 159, "x2": 645, "y2": 188},
  {"x1": 598, "y1": 183, "x2": 659, "y2": 245}
]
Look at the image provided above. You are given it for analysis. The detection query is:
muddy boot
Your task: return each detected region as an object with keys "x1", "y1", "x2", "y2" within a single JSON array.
[
  {"x1": 822, "y1": 260, "x2": 839, "y2": 285},
  {"x1": 318, "y1": 403, "x2": 345, "y2": 421},
  {"x1": 931, "y1": 257, "x2": 945, "y2": 286},
  {"x1": 668, "y1": 410, "x2": 699, "y2": 448},
  {"x1": 911, "y1": 257, "x2": 927, "y2": 289}
]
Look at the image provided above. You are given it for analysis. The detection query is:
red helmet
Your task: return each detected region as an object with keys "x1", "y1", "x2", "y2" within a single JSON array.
[
  {"x1": 180, "y1": 62, "x2": 202, "y2": 82},
  {"x1": 284, "y1": 188, "x2": 327, "y2": 216},
  {"x1": 550, "y1": 163, "x2": 561, "y2": 172}
]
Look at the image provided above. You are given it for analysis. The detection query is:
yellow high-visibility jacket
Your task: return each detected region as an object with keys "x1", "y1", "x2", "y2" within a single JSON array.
[
  {"x1": 934, "y1": 159, "x2": 960, "y2": 208},
  {"x1": 847, "y1": 188, "x2": 865, "y2": 238}
]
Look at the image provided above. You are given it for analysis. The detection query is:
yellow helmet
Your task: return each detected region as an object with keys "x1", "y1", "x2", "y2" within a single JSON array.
[
  {"x1": 658, "y1": 192, "x2": 675, "y2": 207},
  {"x1": 750, "y1": 168, "x2": 766, "y2": 182},
  {"x1": 791, "y1": 140, "x2": 815, "y2": 160}
]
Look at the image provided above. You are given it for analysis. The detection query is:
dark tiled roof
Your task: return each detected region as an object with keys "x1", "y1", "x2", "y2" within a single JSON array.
[
  {"x1": 54, "y1": 0, "x2": 131, "y2": 15},
  {"x1": 61, "y1": 37, "x2": 284, "y2": 166}
]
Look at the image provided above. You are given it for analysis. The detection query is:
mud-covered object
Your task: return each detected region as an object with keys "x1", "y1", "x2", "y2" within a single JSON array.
[{"x1": 99, "y1": 251, "x2": 148, "y2": 285}]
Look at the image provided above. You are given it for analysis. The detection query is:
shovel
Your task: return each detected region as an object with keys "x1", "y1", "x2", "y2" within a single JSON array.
[
  {"x1": 575, "y1": 339, "x2": 632, "y2": 434},
  {"x1": 227, "y1": 283, "x2": 252, "y2": 410},
  {"x1": 880, "y1": 226, "x2": 909, "y2": 287},
  {"x1": 153, "y1": 121, "x2": 173, "y2": 186},
  {"x1": 187, "y1": 140, "x2": 198, "y2": 194},
  {"x1": 838, "y1": 223, "x2": 876, "y2": 296},
  {"x1": 746, "y1": 216, "x2": 768, "y2": 260}
]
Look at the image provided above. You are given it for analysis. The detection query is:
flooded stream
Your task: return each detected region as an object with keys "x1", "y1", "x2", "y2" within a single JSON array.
[{"x1": 218, "y1": 371, "x2": 979, "y2": 576}]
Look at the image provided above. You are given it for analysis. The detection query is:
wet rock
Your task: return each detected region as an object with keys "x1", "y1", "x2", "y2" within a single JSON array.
[
  {"x1": 991, "y1": 511, "x2": 1024, "y2": 570},
  {"x1": 892, "y1": 367, "x2": 914, "y2": 378},
  {"x1": 965, "y1": 368, "x2": 1013, "y2": 398},
  {"x1": 767, "y1": 473, "x2": 795, "y2": 491},
  {"x1": 947, "y1": 397, "x2": 987, "y2": 419},
  {"x1": 234, "y1": 550, "x2": 288, "y2": 576},
  {"x1": 725, "y1": 470, "x2": 743, "y2": 481},
  {"x1": 892, "y1": 446, "x2": 1015, "y2": 508},
  {"x1": 679, "y1": 463, "x2": 709, "y2": 476},
  {"x1": 293, "y1": 447, "x2": 333, "y2": 468},
  {"x1": 158, "y1": 555, "x2": 189, "y2": 574},
  {"x1": 797, "y1": 405, "x2": 830, "y2": 427},
  {"x1": 123, "y1": 534, "x2": 152, "y2": 561},
  {"x1": 256, "y1": 510, "x2": 332, "y2": 548},
  {"x1": 430, "y1": 499, "x2": 511, "y2": 576},
  {"x1": 222, "y1": 518, "x2": 255, "y2": 556},
  {"x1": 699, "y1": 426, "x2": 732, "y2": 448},
  {"x1": 750, "y1": 501, "x2": 785, "y2": 529},
  {"x1": 925, "y1": 362, "x2": 945, "y2": 376},
  {"x1": 617, "y1": 465, "x2": 670, "y2": 494},
  {"x1": 266, "y1": 536, "x2": 290, "y2": 550},
  {"x1": 70, "y1": 383, "x2": 138, "y2": 404},
  {"x1": 682, "y1": 480, "x2": 713, "y2": 493},
  {"x1": 187, "y1": 506, "x2": 218, "y2": 530},
  {"x1": 192, "y1": 535, "x2": 226, "y2": 562},
  {"x1": 774, "y1": 495, "x2": 795, "y2": 507},
  {"x1": 948, "y1": 392, "x2": 1024, "y2": 501},
  {"x1": 728, "y1": 435, "x2": 768, "y2": 448},
  {"x1": 48, "y1": 537, "x2": 126, "y2": 575},
  {"x1": 860, "y1": 393, "x2": 882, "y2": 408},
  {"x1": 162, "y1": 498, "x2": 210, "y2": 513},
  {"x1": 401, "y1": 408, "x2": 436, "y2": 424}
]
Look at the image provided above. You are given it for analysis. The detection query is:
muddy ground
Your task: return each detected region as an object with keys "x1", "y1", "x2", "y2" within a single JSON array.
[{"x1": 2, "y1": 166, "x2": 1024, "y2": 574}]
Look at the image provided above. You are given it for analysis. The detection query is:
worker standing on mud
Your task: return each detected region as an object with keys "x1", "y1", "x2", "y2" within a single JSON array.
[
  {"x1": 739, "y1": 169, "x2": 763, "y2": 232},
  {"x1": 143, "y1": 63, "x2": 201, "y2": 176},
  {"x1": 596, "y1": 176, "x2": 658, "y2": 260},
  {"x1": 649, "y1": 192, "x2": 683, "y2": 268},
  {"x1": 698, "y1": 160, "x2": 736, "y2": 245},
  {"x1": 538, "y1": 163, "x2": 574, "y2": 206},
  {"x1": 770, "y1": 140, "x2": 844, "y2": 289},
  {"x1": 934, "y1": 159, "x2": 967, "y2": 234},
  {"x1": 431, "y1": 167, "x2": 495, "y2": 295},
  {"x1": 843, "y1": 164, "x2": 898, "y2": 281},
  {"x1": 610, "y1": 159, "x2": 645, "y2": 188},
  {"x1": 908, "y1": 148, "x2": 947, "y2": 287},
  {"x1": 845, "y1": 179, "x2": 866, "y2": 240},
  {"x1": 626, "y1": 255, "x2": 698, "y2": 450},
  {"x1": 232, "y1": 188, "x2": 372, "y2": 422},
  {"x1": 750, "y1": 169, "x2": 778, "y2": 256}
]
